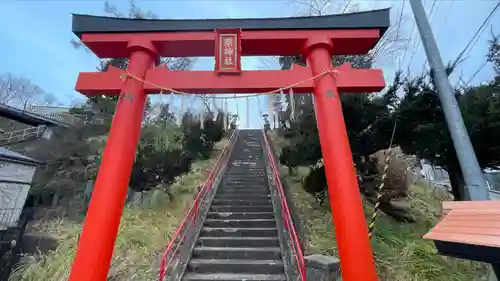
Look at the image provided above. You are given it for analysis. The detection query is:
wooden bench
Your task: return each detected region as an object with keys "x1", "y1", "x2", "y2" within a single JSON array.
[{"x1": 424, "y1": 201, "x2": 500, "y2": 270}]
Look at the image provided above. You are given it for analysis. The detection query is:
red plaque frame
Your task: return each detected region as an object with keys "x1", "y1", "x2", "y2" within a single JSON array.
[{"x1": 215, "y1": 28, "x2": 241, "y2": 74}]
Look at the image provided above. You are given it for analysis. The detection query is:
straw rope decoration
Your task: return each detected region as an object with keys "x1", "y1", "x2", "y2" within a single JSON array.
[
  {"x1": 368, "y1": 119, "x2": 398, "y2": 238},
  {"x1": 120, "y1": 68, "x2": 339, "y2": 98}
]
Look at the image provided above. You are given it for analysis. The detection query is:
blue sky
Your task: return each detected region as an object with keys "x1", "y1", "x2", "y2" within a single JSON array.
[{"x1": 0, "y1": 0, "x2": 499, "y2": 129}]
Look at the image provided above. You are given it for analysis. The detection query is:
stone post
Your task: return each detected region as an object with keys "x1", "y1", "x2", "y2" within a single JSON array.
[
  {"x1": 305, "y1": 254, "x2": 341, "y2": 281},
  {"x1": 41, "y1": 126, "x2": 53, "y2": 140}
]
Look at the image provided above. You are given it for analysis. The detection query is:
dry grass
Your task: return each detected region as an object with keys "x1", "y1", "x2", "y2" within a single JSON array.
[
  {"x1": 268, "y1": 132, "x2": 489, "y2": 281},
  {"x1": 9, "y1": 140, "x2": 228, "y2": 281}
]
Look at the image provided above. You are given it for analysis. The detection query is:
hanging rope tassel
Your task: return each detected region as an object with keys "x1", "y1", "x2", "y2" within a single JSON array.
[
  {"x1": 368, "y1": 150, "x2": 392, "y2": 238},
  {"x1": 367, "y1": 119, "x2": 398, "y2": 239}
]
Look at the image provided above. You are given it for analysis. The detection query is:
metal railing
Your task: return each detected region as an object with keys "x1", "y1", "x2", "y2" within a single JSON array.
[
  {"x1": 158, "y1": 130, "x2": 239, "y2": 281},
  {"x1": 262, "y1": 131, "x2": 306, "y2": 281},
  {"x1": 35, "y1": 111, "x2": 80, "y2": 125},
  {"x1": 1, "y1": 103, "x2": 105, "y2": 127},
  {"x1": 30, "y1": 111, "x2": 105, "y2": 126},
  {"x1": 0, "y1": 126, "x2": 46, "y2": 146}
]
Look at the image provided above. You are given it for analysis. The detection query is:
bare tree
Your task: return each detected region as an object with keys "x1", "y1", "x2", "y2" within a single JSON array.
[
  {"x1": 0, "y1": 73, "x2": 45, "y2": 108},
  {"x1": 290, "y1": 0, "x2": 408, "y2": 65},
  {"x1": 260, "y1": 0, "x2": 408, "y2": 116},
  {"x1": 71, "y1": 0, "x2": 195, "y2": 71}
]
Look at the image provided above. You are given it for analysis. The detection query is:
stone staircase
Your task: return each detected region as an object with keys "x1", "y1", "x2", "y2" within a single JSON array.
[{"x1": 182, "y1": 130, "x2": 286, "y2": 281}]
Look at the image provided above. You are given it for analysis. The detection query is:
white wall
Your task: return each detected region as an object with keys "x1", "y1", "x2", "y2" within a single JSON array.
[
  {"x1": 0, "y1": 160, "x2": 36, "y2": 230},
  {"x1": 419, "y1": 161, "x2": 500, "y2": 200}
]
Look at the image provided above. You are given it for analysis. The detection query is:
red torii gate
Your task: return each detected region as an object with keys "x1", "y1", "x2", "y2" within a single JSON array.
[{"x1": 69, "y1": 9, "x2": 389, "y2": 281}]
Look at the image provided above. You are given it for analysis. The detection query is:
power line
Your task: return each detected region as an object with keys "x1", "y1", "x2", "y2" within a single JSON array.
[
  {"x1": 408, "y1": 0, "x2": 437, "y2": 71},
  {"x1": 428, "y1": 0, "x2": 438, "y2": 21},
  {"x1": 400, "y1": 0, "x2": 428, "y2": 72},
  {"x1": 421, "y1": 0, "x2": 440, "y2": 70},
  {"x1": 395, "y1": 0, "x2": 406, "y2": 45},
  {"x1": 451, "y1": 0, "x2": 500, "y2": 68},
  {"x1": 395, "y1": 0, "x2": 413, "y2": 71},
  {"x1": 400, "y1": 18, "x2": 415, "y2": 69},
  {"x1": 440, "y1": 0, "x2": 455, "y2": 29},
  {"x1": 465, "y1": 60, "x2": 489, "y2": 86}
]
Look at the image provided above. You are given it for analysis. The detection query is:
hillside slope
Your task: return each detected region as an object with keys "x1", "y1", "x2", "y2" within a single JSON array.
[
  {"x1": 9, "y1": 139, "x2": 228, "y2": 281},
  {"x1": 269, "y1": 133, "x2": 488, "y2": 281}
]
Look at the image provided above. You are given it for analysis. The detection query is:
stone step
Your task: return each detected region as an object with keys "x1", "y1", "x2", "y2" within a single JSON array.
[
  {"x1": 186, "y1": 259, "x2": 284, "y2": 274},
  {"x1": 224, "y1": 173, "x2": 266, "y2": 175},
  {"x1": 225, "y1": 166, "x2": 265, "y2": 169},
  {"x1": 192, "y1": 246, "x2": 282, "y2": 260},
  {"x1": 207, "y1": 212, "x2": 274, "y2": 220},
  {"x1": 223, "y1": 174, "x2": 266, "y2": 178},
  {"x1": 216, "y1": 189, "x2": 269, "y2": 195},
  {"x1": 182, "y1": 273, "x2": 286, "y2": 281},
  {"x1": 219, "y1": 185, "x2": 268, "y2": 190},
  {"x1": 210, "y1": 205, "x2": 273, "y2": 213},
  {"x1": 217, "y1": 190, "x2": 270, "y2": 195},
  {"x1": 198, "y1": 237, "x2": 280, "y2": 247},
  {"x1": 224, "y1": 172, "x2": 266, "y2": 176},
  {"x1": 204, "y1": 219, "x2": 276, "y2": 228},
  {"x1": 218, "y1": 183, "x2": 268, "y2": 187},
  {"x1": 220, "y1": 178, "x2": 267, "y2": 182},
  {"x1": 221, "y1": 181, "x2": 266, "y2": 185},
  {"x1": 223, "y1": 175, "x2": 266, "y2": 179},
  {"x1": 224, "y1": 173, "x2": 266, "y2": 181},
  {"x1": 218, "y1": 185, "x2": 267, "y2": 189},
  {"x1": 224, "y1": 171, "x2": 266, "y2": 175},
  {"x1": 228, "y1": 160, "x2": 263, "y2": 162},
  {"x1": 223, "y1": 165, "x2": 263, "y2": 168},
  {"x1": 223, "y1": 175, "x2": 266, "y2": 178},
  {"x1": 200, "y1": 227, "x2": 278, "y2": 237},
  {"x1": 218, "y1": 184, "x2": 268, "y2": 189},
  {"x1": 221, "y1": 179, "x2": 267, "y2": 184},
  {"x1": 211, "y1": 200, "x2": 272, "y2": 206},
  {"x1": 214, "y1": 194, "x2": 270, "y2": 200}
]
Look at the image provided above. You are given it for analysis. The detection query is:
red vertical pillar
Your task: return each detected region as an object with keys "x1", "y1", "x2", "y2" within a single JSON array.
[
  {"x1": 302, "y1": 37, "x2": 379, "y2": 281},
  {"x1": 68, "y1": 39, "x2": 158, "y2": 281}
]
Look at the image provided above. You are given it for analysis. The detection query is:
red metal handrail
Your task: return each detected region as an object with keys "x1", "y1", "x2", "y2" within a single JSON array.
[
  {"x1": 262, "y1": 131, "x2": 306, "y2": 281},
  {"x1": 159, "y1": 130, "x2": 238, "y2": 281}
]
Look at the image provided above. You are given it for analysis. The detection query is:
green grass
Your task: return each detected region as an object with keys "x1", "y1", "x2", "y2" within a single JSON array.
[
  {"x1": 268, "y1": 132, "x2": 488, "y2": 281},
  {"x1": 10, "y1": 140, "x2": 228, "y2": 281}
]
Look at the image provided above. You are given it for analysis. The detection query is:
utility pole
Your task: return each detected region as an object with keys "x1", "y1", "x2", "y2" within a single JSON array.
[{"x1": 410, "y1": 0, "x2": 490, "y2": 201}]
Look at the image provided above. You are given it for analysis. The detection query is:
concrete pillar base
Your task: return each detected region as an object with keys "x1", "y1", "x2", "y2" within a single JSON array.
[{"x1": 305, "y1": 254, "x2": 341, "y2": 281}]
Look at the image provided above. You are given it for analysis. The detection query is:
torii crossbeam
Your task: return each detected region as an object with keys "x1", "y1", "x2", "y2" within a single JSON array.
[{"x1": 69, "y1": 9, "x2": 389, "y2": 281}]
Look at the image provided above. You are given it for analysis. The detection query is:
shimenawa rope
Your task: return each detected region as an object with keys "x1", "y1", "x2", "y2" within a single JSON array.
[{"x1": 121, "y1": 68, "x2": 339, "y2": 98}]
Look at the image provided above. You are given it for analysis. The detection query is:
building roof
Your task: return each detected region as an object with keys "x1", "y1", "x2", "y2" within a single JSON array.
[
  {"x1": 72, "y1": 8, "x2": 390, "y2": 38},
  {"x1": 0, "y1": 147, "x2": 43, "y2": 166},
  {"x1": 0, "y1": 103, "x2": 72, "y2": 128}
]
